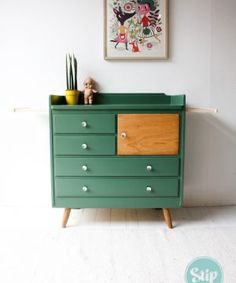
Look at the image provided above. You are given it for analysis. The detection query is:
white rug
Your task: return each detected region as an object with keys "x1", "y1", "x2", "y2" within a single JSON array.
[{"x1": 0, "y1": 206, "x2": 236, "y2": 283}]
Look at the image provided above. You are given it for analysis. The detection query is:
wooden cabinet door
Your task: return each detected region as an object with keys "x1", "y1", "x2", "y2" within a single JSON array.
[{"x1": 117, "y1": 114, "x2": 179, "y2": 155}]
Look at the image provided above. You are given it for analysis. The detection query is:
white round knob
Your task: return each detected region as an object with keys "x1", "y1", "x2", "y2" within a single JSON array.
[
  {"x1": 81, "y1": 143, "x2": 88, "y2": 149},
  {"x1": 82, "y1": 165, "x2": 88, "y2": 171},
  {"x1": 121, "y1": 132, "x2": 127, "y2": 139},
  {"x1": 146, "y1": 186, "x2": 152, "y2": 192},
  {"x1": 146, "y1": 165, "x2": 152, "y2": 171},
  {"x1": 82, "y1": 186, "x2": 88, "y2": 192},
  {"x1": 81, "y1": 121, "x2": 87, "y2": 128}
]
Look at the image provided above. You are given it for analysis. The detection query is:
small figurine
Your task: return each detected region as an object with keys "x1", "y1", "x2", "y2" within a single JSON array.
[{"x1": 83, "y1": 77, "x2": 97, "y2": 105}]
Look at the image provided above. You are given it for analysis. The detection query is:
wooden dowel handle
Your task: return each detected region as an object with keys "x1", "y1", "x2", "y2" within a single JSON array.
[
  {"x1": 13, "y1": 107, "x2": 218, "y2": 114},
  {"x1": 13, "y1": 107, "x2": 47, "y2": 113},
  {"x1": 186, "y1": 107, "x2": 218, "y2": 113}
]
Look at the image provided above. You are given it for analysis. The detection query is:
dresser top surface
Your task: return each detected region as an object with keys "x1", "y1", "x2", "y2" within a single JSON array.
[{"x1": 50, "y1": 93, "x2": 186, "y2": 110}]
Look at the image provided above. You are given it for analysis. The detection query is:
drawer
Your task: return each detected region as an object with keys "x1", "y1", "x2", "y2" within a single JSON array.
[
  {"x1": 53, "y1": 113, "x2": 115, "y2": 134},
  {"x1": 54, "y1": 135, "x2": 115, "y2": 155},
  {"x1": 55, "y1": 157, "x2": 179, "y2": 177},
  {"x1": 55, "y1": 178, "x2": 179, "y2": 197}
]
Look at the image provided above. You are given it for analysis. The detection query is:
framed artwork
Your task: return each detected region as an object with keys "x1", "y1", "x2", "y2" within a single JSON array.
[{"x1": 104, "y1": 0, "x2": 168, "y2": 60}]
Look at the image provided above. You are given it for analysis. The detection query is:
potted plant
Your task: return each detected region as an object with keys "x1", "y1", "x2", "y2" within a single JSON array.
[{"x1": 65, "y1": 53, "x2": 80, "y2": 105}]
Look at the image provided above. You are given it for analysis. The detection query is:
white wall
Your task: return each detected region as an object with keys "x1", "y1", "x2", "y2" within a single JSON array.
[{"x1": 0, "y1": 0, "x2": 235, "y2": 207}]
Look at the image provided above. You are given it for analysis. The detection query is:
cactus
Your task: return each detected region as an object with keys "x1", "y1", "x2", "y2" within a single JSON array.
[{"x1": 66, "y1": 53, "x2": 78, "y2": 90}]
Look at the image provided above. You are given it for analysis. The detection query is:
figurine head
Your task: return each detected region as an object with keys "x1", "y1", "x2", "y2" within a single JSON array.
[{"x1": 84, "y1": 77, "x2": 94, "y2": 89}]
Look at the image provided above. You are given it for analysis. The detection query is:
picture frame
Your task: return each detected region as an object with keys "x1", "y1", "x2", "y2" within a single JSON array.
[{"x1": 104, "y1": 0, "x2": 168, "y2": 60}]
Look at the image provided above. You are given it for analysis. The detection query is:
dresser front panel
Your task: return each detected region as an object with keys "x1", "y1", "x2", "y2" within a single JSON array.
[
  {"x1": 50, "y1": 93, "x2": 185, "y2": 209},
  {"x1": 54, "y1": 135, "x2": 115, "y2": 155},
  {"x1": 55, "y1": 177, "x2": 179, "y2": 197},
  {"x1": 55, "y1": 157, "x2": 179, "y2": 177}
]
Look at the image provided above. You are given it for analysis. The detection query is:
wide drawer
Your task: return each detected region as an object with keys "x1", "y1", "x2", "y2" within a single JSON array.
[
  {"x1": 55, "y1": 178, "x2": 179, "y2": 197},
  {"x1": 54, "y1": 135, "x2": 115, "y2": 155},
  {"x1": 54, "y1": 157, "x2": 179, "y2": 177},
  {"x1": 53, "y1": 113, "x2": 115, "y2": 134}
]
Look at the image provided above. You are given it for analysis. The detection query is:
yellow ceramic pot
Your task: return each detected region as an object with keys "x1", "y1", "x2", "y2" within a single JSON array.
[{"x1": 65, "y1": 90, "x2": 80, "y2": 105}]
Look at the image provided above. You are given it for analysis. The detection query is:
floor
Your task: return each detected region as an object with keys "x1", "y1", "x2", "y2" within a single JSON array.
[{"x1": 0, "y1": 206, "x2": 236, "y2": 283}]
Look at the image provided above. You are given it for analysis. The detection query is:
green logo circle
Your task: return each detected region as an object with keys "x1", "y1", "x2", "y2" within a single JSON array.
[{"x1": 185, "y1": 257, "x2": 223, "y2": 283}]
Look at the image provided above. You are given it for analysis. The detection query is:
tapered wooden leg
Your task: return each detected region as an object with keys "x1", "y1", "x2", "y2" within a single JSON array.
[
  {"x1": 162, "y1": 208, "x2": 173, "y2": 229},
  {"x1": 62, "y1": 208, "x2": 71, "y2": 228}
]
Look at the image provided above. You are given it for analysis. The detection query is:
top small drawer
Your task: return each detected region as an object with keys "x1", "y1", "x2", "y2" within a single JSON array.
[{"x1": 53, "y1": 113, "x2": 115, "y2": 134}]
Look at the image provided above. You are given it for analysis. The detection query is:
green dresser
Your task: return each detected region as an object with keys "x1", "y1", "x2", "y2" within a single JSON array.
[{"x1": 49, "y1": 93, "x2": 186, "y2": 228}]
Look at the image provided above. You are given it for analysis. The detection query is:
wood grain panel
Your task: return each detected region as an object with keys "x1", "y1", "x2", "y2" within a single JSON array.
[{"x1": 117, "y1": 114, "x2": 179, "y2": 155}]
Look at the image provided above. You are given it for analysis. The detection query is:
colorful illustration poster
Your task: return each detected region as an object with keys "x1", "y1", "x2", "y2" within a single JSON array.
[{"x1": 104, "y1": 0, "x2": 168, "y2": 60}]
